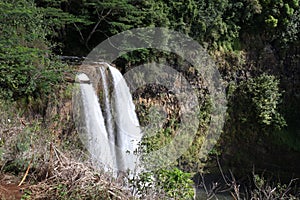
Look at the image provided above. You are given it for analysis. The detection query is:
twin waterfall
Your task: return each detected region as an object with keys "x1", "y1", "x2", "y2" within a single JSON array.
[{"x1": 73, "y1": 63, "x2": 142, "y2": 174}]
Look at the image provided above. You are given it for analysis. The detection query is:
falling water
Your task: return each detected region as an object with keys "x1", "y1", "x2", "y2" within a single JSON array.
[
  {"x1": 98, "y1": 67, "x2": 116, "y2": 169},
  {"x1": 74, "y1": 64, "x2": 142, "y2": 174},
  {"x1": 108, "y1": 65, "x2": 142, "y2": 172},
  {"x1": 75, "y1": 73, "x2": 115, "y2": 170}
]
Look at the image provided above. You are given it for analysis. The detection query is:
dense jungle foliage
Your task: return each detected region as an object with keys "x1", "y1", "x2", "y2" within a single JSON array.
[{"x1": 0, "y1": 0, "x2": 299, "y2": 199}]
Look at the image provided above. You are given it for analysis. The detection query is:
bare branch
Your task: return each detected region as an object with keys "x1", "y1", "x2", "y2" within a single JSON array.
[
  {"x1": 85, "y1": 9, "x2": 112, "y2": 50},
  {"x1": 73, "y1": 23, "x2": 85, "y2": 43}
]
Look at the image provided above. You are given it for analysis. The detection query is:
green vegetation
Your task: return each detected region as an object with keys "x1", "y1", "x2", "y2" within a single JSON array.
[
  {"x1": 227, "y1": 74, "x2": 286, "y2": 140},
  {"x1": 156, "y1": 168, "x2": 195, "y2": 199},
  {"x1": 129, "y1": 168, "x2": 195, "y2": 199},
  {"x1": 0, "y1": 0, "x2": 299, "y2": 199},
  {"x1": 0, "y1": 0, "x2": 59, "y2": 101}
]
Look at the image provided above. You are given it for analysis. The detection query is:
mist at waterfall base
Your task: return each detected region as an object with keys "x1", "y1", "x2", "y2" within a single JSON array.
[{"x1": 73, "y1": 64, "x2": 142, "y2": 175}]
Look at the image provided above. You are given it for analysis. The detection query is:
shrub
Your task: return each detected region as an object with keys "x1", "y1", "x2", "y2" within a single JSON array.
[
  {"x1": 0, "y1": 0, "x2": 68, "y2": 102},
  {"x1": 129, "y1": 167, "x2": 195, "y2": 199},
  {"x1": 230, "y1": 74, "x2": 286, "y2": 135},
  {"x1": 157, "y1": 168, "x2": 195, "y2": 199}
]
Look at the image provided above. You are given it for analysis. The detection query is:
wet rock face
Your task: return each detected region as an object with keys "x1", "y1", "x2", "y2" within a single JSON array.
[
  {"x1": 77, "y1": 63, "x2": 115, "y2": 98},
  {"x1": 133, "y1": 84, "x2": 180, "y2": 128},
  {"x1": 77, "y1": 64, "x2": 101, "y2": 93}
]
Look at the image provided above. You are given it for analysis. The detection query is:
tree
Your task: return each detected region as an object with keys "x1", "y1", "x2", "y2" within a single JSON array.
[{"x1": 0, "y1": 0, "x2": 69, "y2": 101}]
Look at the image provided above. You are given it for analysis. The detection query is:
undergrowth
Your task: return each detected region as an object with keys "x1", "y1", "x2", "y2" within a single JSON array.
[
  {"x1": 0, "y1": 90, "x2": 134, "y2": 199},
  {"x1": 0, "y1": 75, "x2": 299, "y2": 200}
]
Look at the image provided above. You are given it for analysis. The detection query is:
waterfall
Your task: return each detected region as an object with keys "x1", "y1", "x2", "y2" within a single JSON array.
[
  {"x1": 108, "y1": 65, "x2": 142, "y2": 172},
  {"x1": 75, "y1": 73, "x2": 115, "y2": 170},
  {"x1": 73, "y1": 64, "x2": 142, "y2": 174},
  {"x1": 99, "y1": 67, "x2": 116, "y2": 169}
]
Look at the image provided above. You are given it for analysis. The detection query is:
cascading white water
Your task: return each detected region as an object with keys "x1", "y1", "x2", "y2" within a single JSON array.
[
  {"x1": 76, "y1": 73, "x2": 115, "y2": 170},
  {"x1": 99, "y1": 67, "x2": 117, "y2": 169},
  {"x1": 74, "y1": 64, "x2": 142, "y2": 174},
  {"x1": 107, "y1": 65, "x2": 142, "y2": 172}
]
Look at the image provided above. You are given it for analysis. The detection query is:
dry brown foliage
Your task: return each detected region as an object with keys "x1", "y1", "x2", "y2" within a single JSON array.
[{"x1": 26, "y1": 145, "x2": 133, "y2": 200}]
